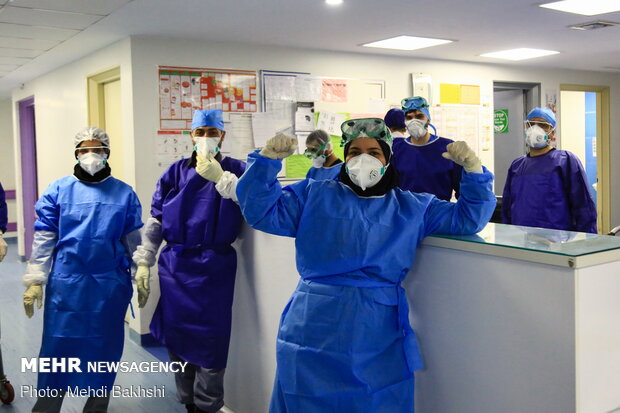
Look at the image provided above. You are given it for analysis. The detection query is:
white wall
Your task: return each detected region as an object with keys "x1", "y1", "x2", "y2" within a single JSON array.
[
  {"x1": 130, "y1": 36, "x2": 620, "y2": 230},
  {"x1": 0, "y1": 99, "x2": 16, "y2": 236}
]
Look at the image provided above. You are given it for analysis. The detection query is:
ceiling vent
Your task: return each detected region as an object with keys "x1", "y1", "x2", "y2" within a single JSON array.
[{"x1": 569, "y1": 20, "x2": 620, "y2": 30}]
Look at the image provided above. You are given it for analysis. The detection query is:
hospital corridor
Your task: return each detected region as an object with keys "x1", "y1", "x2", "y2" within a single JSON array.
[{"x1": 1, "y1": 1, "x2": 620, "y2": 412}]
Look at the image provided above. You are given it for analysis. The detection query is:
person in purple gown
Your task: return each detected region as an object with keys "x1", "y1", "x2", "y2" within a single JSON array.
[
  {"x1": 502, "y1": 107, "x2": 597, "y2": 233},
  {"x1": 391, "y1": 96, "x2": 462, "y2": 201},
  {"x1": 133, "y1": 109, "x2": 246, "y2": 413}
]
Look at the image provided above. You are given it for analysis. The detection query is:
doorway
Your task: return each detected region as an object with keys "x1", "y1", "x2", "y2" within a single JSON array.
[
  {"x1": 492, "y1": 82, "x2": 540, "y2": 196},
  {"x1": 560, "y1": 85, "x2": 610, "y2": 234},
  {"x1": 18, "y1": 96, "x2": 37, "y2": 260},
  {"x1": 88, "y1": 67, "x2": 125, "y2": 182}
]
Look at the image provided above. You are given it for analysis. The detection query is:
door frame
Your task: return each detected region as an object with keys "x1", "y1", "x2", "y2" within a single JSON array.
[
  {"x1": 18, "y1": 96, "x2": 37, "y2": 260},
  {"x1": 87, "y1": 67, "x2": 120, "y2": 127},
  {"x1": 560, "y1": 84, "x2": 610, "y2": 234}
]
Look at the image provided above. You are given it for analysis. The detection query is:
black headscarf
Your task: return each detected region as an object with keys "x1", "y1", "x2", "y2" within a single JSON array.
[
  {"x1": 73, "y1": 163, "x2": 112, "y2": 182},
  {"x1": 338, "y1": 139, "x2": 400, "y2": 197}
]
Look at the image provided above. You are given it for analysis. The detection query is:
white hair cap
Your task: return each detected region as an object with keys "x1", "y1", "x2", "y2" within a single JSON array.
[{"x1": 74, "y1": 126, "x2": 110, "y2": 148}]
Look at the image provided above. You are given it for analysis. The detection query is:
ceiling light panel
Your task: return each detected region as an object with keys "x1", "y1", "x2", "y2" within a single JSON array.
[
  {"x1": 363, "y1": 35, "x2": 452, "y2": 51},
  {"x1": 0, "y1": 23, "x2": 79, "y2": 41},
  {"x1": 0, "y1": 47, "x2": 43, "y2": 58},
  {"x1": 539, "y1": 1, "x2": 620, "y2": 16},
  {"x1": 0, "y1": 36, "x2": 60, "y2": 50},
  {"x1": 10, "y1": 0, "x2": 132, "y2": 15},
  {"x1": 0, "y1": 6, "x2": 102, "y2": 30},
  {"x1": 480, "y1": 48, "x2": 559, "y2": 60}
]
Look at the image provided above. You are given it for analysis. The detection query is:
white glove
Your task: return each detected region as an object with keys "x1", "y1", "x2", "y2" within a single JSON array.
[
  {"x1": 215, "y1": 171, "x2": 239, "y2": 202},
  {"x1": 135, "y1": 264, "x2": 150, "y2": 308},
  {"x1": 259, "y1": 133, "x2": 298, "y2": 159},
  {"x1": 196, "y1": 153, "x2": 224, "y2": 183},
  {"x1": 24, "y1": 284, "x2": 43, "y2": 318},
  {"x1": 442, "y1": 141, "x2": 483, "y2": 173},
  {"x1": 0, "y1": 233, "x2": 7, "y2": 262}
]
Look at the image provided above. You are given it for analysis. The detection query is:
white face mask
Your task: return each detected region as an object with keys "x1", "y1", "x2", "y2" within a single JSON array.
[
  {"x1": 406, "y1": 119, "x2": 428, "y2": 140},
  {"x1": 194, "y1": 137, "x2": 220, "y2": 157},
  {"x1": 78, "y1": 152, "x2": 107, "y2": 176},
  {"x1": 345, "y1": 153, "x2": 386, "y2": 191},
  {"x1": 312, "y1": 155, "x2": 327, "y2": 168},
  {"x1": 525, "y1": 125, "x2": 550, "y2": 149}
]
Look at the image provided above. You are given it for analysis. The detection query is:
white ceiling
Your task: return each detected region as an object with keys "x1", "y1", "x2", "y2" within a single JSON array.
[{"x1": 1, "y1": 0, "x2": 619, "y2": 97}]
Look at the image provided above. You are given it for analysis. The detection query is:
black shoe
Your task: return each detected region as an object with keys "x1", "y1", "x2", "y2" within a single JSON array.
[{"x1": 185, "y1": 404, "x2": 196, "y2": 413}]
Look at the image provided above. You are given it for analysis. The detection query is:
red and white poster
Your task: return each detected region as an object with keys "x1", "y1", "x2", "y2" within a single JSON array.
[{"x1": 159, "y1": 66, "x2": 258, "y2": 130}]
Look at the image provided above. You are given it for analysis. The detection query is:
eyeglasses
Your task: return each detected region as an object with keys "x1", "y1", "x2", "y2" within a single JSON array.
[
  {"x1": 340, "y1": 118, "x2": 391, "y2": 145},
  {"x1": 75, "y1": 146, "x2": 108, "y2": 155},
  {"x1": 525, "y1": 120, "x2": 554, "y2": 132},
  {"x1": 401, "y1": 97, "x2": 429, "y2": 112},
  {"x1": 303, "y1": 140, "x2": 328, "y2": 159},
  {"x1": 193, "y1": 128, "x2": 221, "y2": 137}
]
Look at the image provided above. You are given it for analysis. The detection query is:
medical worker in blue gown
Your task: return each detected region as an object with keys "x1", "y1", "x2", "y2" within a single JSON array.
[
  {"x1": 392, "y1": 96, "x2": 463, "y2": 201},
  {"x1": 502, "y1": 107, "x2": 597, "y2": 233},
  {"x1": 132, "y1": 109, "x2": 245, "y2": 413},
  {"x1": 304, "y1": 129, "x2": 342, "y2": 181},
  {"x1": 227, "y1": 118, "x2": 495, "y2": 412},
  {"x1": 22, "y1": 127, "x2": 143, "y2": 413}
]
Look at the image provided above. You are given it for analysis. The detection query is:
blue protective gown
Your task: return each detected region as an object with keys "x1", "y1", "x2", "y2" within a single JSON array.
[
  {"x1": 34, "y1": 175, "x2": 142, "y2": 390},
  {"x1": 150, "y1": 155, "x2": 246, "y2": 369},
  {"x1": 236, "y1": 151, "x2": 496, "y2": 413},
  {"x1": 305, "y1": 163, "x2": 341, "y2": 181},
  {"x1": 502, "y1": 148, "x2": 597, "y2": 233},
  {"x1": 391, "y1": 136, "x2": 463, "y2": 201},
  {"x1": 0, "y1": 181, "x2": 7, "y2": 233}
]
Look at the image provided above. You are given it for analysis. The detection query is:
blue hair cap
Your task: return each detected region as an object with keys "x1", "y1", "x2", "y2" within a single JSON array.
[
  {"x1": 526, "y1": 107, "x2": 556, "y2": 128},
  {"x1": 191, "y1": 109, "x2": 224, "y2": 131}
]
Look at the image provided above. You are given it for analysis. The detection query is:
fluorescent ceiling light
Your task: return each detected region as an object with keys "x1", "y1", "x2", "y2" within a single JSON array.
[
  {"x1": 362, "y1": 35, "x2": 452, "y2": 51},
  {"x1": 325, "y1": 0, "x2": 343, "y2": 5},
  {"x1": 480, "y1": 48, "x2": 559, "y2": 61},
  {"x1": 539, "y1": 1, "x2": 620, "y2": 16}
]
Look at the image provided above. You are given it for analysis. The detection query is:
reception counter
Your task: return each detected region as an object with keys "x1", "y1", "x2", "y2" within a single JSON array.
[{"x1": 223, "y1": 223, "x2": 620, "y2": 413}]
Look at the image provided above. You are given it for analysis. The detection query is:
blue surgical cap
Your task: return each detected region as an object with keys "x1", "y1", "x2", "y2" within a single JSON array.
[
  {"x1": 384, "y1": 108, "x2": 406, "y2": 129},
  {"x1": 526, "y1": 107, "x2": 556, "y2": 128},
  {"x1": 191, "y1": 109, "x2": 225, "y2": 131},
  {"x1": 401, "y1": 96, "x2": 431, "y2": 121}
]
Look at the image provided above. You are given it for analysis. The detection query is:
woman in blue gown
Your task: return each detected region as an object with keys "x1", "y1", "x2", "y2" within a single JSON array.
[{"x1": 234, "y1": 118, "x2": 496, "y2": 412}]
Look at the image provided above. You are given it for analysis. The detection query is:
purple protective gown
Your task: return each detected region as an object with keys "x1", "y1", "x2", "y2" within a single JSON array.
[
  {"x1": 391, "y1": 136, "x2": 462, "y2": 201},
  {"x1": 502, "y1": 149, "x2": 597, "y2": 233},
  {"x1": 150, "y1": 155, "x2": 246, "y2": 368}
]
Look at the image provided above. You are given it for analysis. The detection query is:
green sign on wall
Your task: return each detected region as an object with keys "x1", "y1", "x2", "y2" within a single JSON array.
[{"x1": 494, "y1": 109, "x2": 509, "y2": 133}]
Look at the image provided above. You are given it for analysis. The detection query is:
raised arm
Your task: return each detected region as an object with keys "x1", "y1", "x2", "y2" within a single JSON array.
[{"x1": 236, "y1": 134, "x2": 308, "y2": 237}]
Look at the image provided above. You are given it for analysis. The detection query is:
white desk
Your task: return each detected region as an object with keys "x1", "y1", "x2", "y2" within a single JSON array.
[{"x1": 224, "y1": 223, "x2": 620, "y2": 413}]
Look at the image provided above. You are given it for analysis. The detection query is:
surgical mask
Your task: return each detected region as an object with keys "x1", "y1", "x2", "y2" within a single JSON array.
[
  {"x1": 312, "y1": 155, "x2": 327, "y2": 168},
  {"x1": 345, "y1": 154, "x2": 386, "y2": 191},
  {"x1": 406, "y1": 119, "x2": 427, "y2": 140},
  {"x1": 78, "y1": 152, "x2": 107, "y2": 176},
  {"x1": 194, "y1": 137, "x2": 220, "y2": 157},
  {"x1": 525, "y1": 125, "x2": 550, "y2": 149}
]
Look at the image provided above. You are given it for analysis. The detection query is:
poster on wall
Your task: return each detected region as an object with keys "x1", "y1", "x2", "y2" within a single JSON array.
[
  {"x1": 159, "y1": 66, "x2": 258, "y2": 130},
  {"x1": 156, "y1": 130, "x2": 193, "y2": 167}
]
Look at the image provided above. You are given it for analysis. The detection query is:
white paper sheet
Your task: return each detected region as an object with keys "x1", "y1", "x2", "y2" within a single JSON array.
[{"x1": 317, "y1": 111, "x2": 347, "y2": 136}]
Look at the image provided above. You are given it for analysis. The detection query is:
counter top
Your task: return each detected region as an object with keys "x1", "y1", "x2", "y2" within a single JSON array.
[{"x1": 424, "y1": 223, "x2": 620, "y2": 268}]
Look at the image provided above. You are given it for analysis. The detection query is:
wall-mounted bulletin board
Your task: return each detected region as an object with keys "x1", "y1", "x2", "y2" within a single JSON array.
[
  {"x1": 259, "y1": 70, "x2": 387, "y2": 179},
  {"x1": 158, "y1": 66, "x2": 258, "y2": 130}
]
